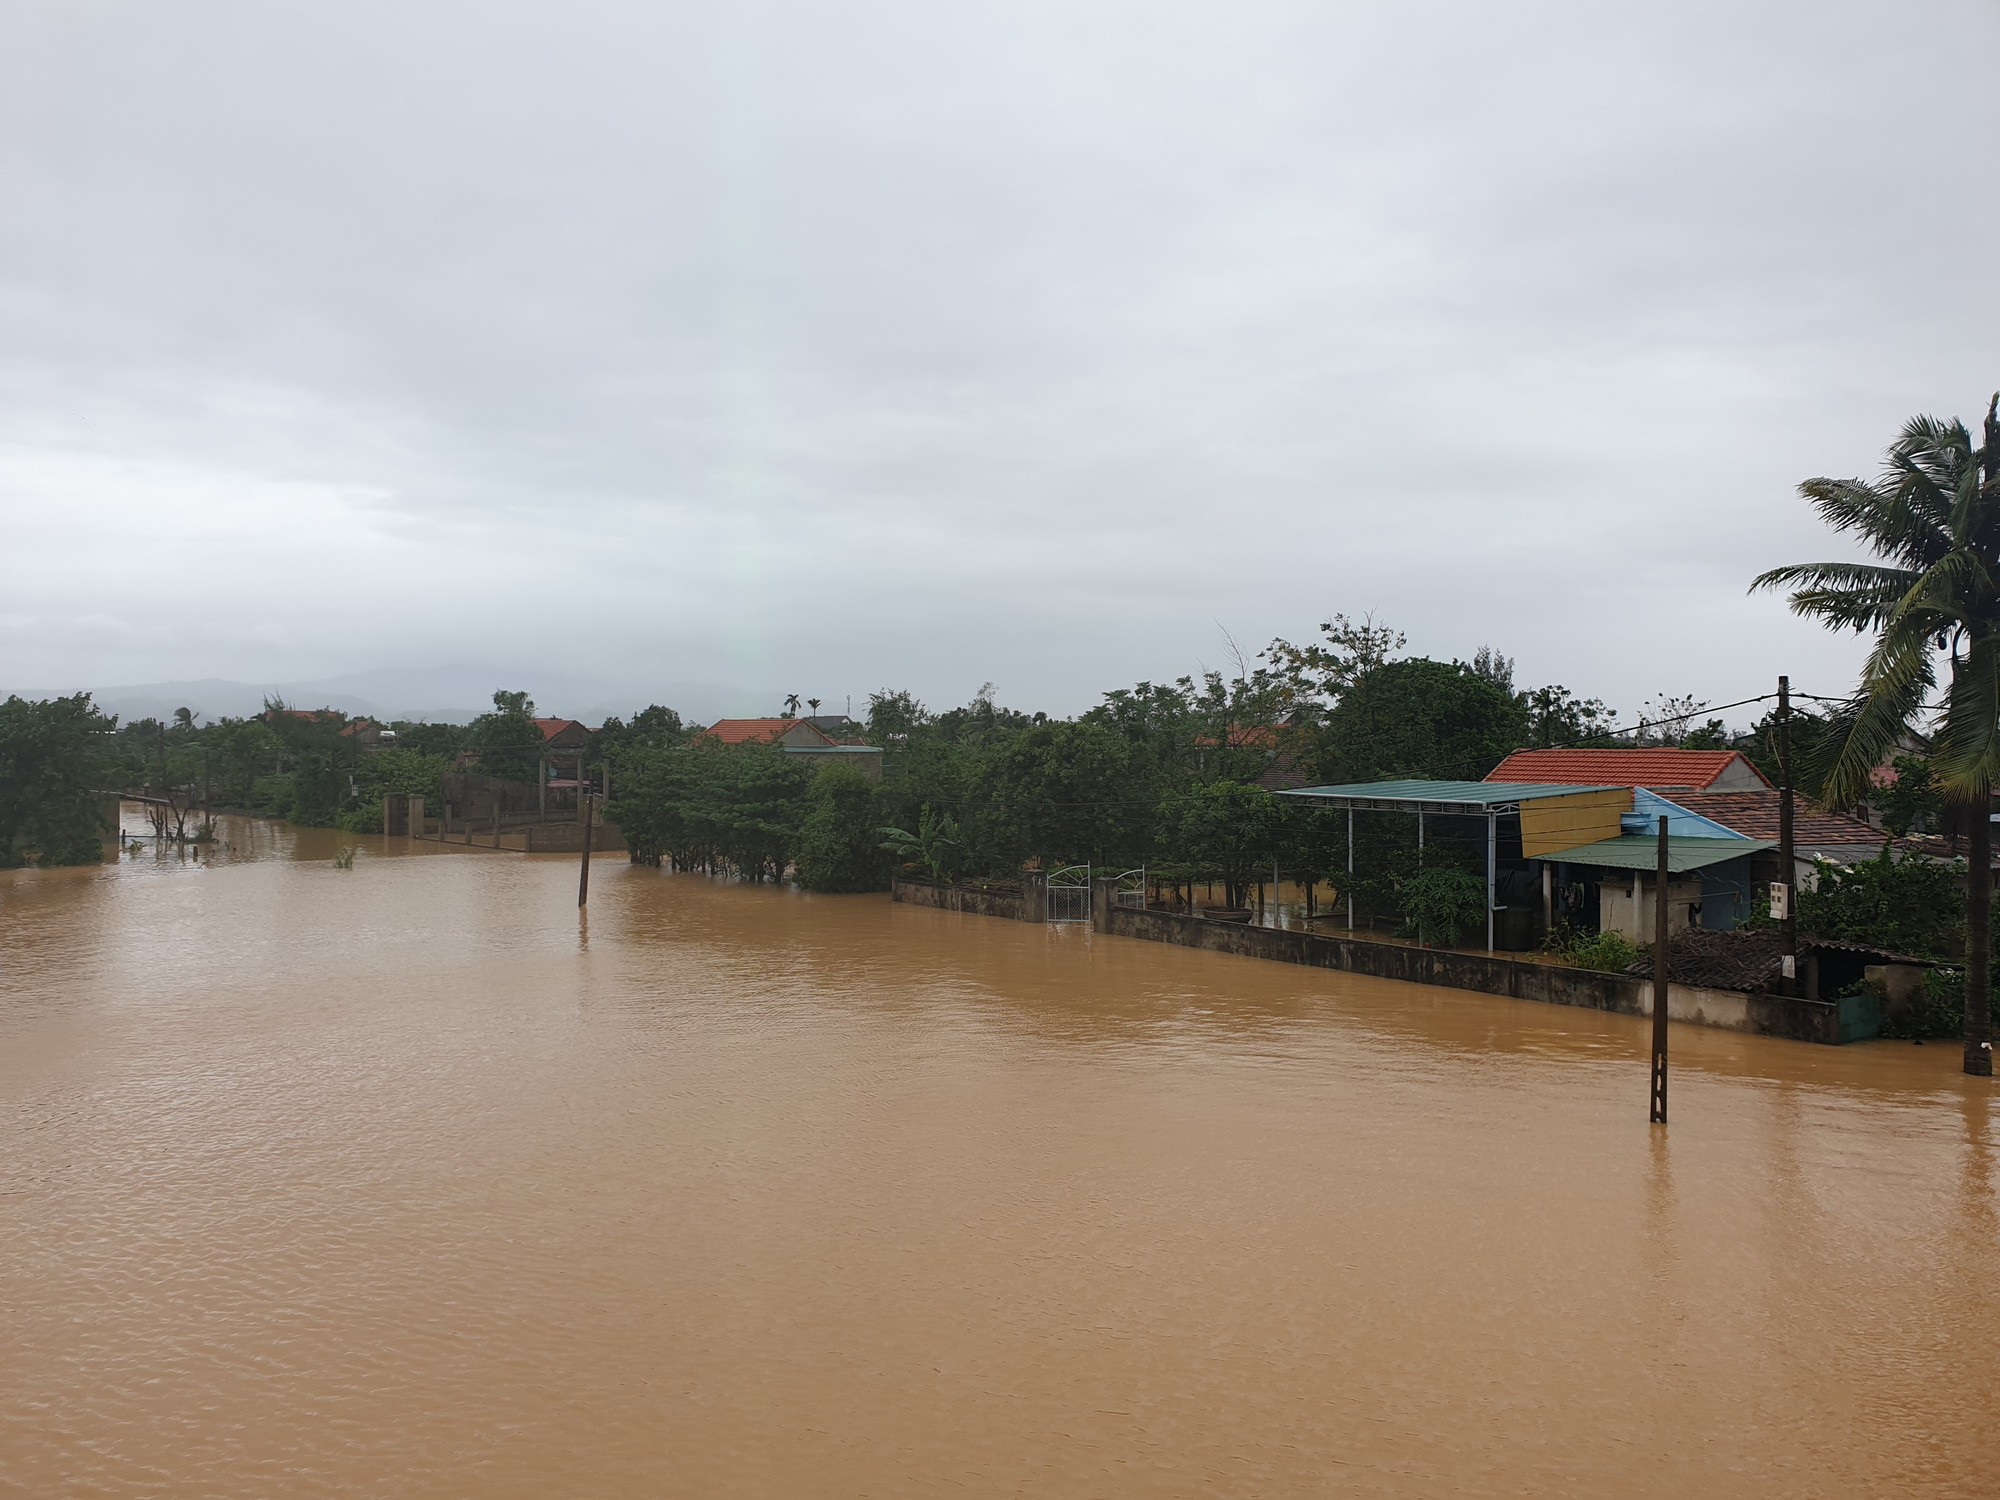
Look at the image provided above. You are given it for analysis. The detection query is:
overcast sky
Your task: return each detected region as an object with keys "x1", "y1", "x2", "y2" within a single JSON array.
[{"x1": 3, "y1": 0, "x2": 1997, "y2": 724}]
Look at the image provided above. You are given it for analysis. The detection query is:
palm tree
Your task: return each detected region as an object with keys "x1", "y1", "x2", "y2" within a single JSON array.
[{"x1": 1753, "y1": 394, "x2": 1999, "y2": 1076}]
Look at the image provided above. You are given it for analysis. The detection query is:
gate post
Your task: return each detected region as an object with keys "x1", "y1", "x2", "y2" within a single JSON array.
[
  {"x1": 1022, "y1": 868, "x2": 1048, "y2": 923},
  {"x1": 1091, "y1": 876, "x2": 1116, "y2": 931}
]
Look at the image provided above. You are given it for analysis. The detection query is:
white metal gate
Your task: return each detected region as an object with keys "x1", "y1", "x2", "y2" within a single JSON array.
[
  {"x1": 1111, "y1": 867, "x2": 1146, "y2": 908},
  {"x1": 1047, "y1": 863, "x2": 1090, "y2": 923}
]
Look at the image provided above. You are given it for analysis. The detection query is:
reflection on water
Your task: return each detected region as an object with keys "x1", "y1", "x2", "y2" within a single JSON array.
[{"x1": 2, "y1": 819, "x2": 1995, "y2": 1497}]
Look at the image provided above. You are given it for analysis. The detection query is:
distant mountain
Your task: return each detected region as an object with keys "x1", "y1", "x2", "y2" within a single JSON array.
[{"x1": 11, "y1": 666, "x2": 758, "y2": 728}]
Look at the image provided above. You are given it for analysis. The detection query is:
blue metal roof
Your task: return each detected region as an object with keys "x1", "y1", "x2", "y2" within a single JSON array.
[
  {"x1": 1623, "y1": 787, "x2": 1746, "y2": 840},
  {"x1": 1276, "y1": 779, "x2": 1621, "y2": 814}
]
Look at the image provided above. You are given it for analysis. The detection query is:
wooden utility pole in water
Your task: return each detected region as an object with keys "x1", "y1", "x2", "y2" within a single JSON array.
[
  {"x1": 577, "y1": 776, "x2": 595, "y2": 908},
  {"x1": 1651, "y1": 815, "x2": 1670, "y2": 1124}
]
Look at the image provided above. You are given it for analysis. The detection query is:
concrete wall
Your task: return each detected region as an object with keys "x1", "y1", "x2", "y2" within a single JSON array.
[
  {"x1": 1597, "y1": 874, "x2": 1704, "y2": 942},
  {"x1": 406, "y1": 820, "x2": 625, "y2": 853},
  {"x1": 892, "y1": 877, "x2": 1027, "y2": 921},
  {"x1": 1098, "y1": 904, "x2": 1844, "y2": 1045},
  {"x1": 889, "y1": 874, "x2": 1849, "y2": 1045}
]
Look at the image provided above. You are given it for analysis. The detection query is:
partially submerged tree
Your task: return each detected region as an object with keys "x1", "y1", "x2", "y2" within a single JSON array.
[
  {"x1": 0, "y1": 693, "x2": 116, "y2": 866},
  {"x1": 1753, "y1": 393, "x2": 2000, "y2": 1076}
]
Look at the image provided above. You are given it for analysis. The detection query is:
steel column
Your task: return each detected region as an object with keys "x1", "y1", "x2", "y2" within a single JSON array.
[{"x1": 1486, "y1": 812, "x2": 1497, "y2": 952}]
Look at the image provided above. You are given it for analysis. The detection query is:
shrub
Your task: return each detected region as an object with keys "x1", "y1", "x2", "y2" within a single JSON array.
[
  {"x1": 1542, "y1": 921, "x2": 1646, "y2": 974},
  {"x1": 1396, "y1": 867, "x2": 1488, "y2": 947},
  {"x1": 1565, "y1": 930, "x2": 1647, "y2": 974},
  {"x1": 1877, "y1": 968, "x2": 1985, "y2": 1042}
]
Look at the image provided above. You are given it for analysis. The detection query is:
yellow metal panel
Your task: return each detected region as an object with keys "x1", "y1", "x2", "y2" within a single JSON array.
[{"x1": 1519, "y1": 788, "x2": 1631, "y2": 859}]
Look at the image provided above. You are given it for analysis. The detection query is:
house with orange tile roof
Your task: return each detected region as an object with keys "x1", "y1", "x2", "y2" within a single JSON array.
[
  {"x1": 1486, "y1": 747, "x2": 1772, "y2": 793},
  {"x1": 700, "y1": 717, "x2": 840, "y2": 748},
  {"x1": 697, "y1": 718, "x2": 884, "y2": 779}
]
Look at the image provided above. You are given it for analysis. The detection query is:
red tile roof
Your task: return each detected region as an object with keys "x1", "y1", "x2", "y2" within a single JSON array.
[
  {"x1": 532, "y1": 717, "x2": 588, "y2": 741},
  {"x1": 1193, "y1": 724, "x2": 1279, "y2": 749},
  {"x1": 700, "y1": 717, "x2": 836, "y2": 746},
  {"x1": 1668, "y1": 791, "x2": 1884, "y2": 847},
  {"x1": 1487, "y1": 748, "x2": 1772, "y2": 791}
]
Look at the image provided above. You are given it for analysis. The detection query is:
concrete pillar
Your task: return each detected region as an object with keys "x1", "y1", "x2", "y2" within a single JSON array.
[
  {"x1": 1022, "y1": 869, "x2": 1048, "y2": 923},
  {"x1": 383, "y1": 795, "x2": 393, "y2": 838},
  {"x1": 1091, "y1": 876, "x2": 1117, "y2": 932},
  {"x1": 409, "y1": 796, "x2": 425, "y2": 837}
]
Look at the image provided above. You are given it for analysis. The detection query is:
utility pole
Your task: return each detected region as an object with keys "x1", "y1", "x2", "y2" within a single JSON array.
[
  {"x1": 1650, "y1": 814, "x2": 1670, "y2": 1124},
  {"x1": 577, "y1": 765, "x2": 595, "y2": 908},
  {"x1": 1776, "y1": 675, "x2": 1798, "y2": 996}
]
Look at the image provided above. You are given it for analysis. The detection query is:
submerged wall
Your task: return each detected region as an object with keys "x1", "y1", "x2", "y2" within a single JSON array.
[
  {"x1": 892, "y1": 877, "x2": 1027, "y2": 921},
  {"x1": 893, "y1": 874, "x2": 1852, "y2": 1044},
  {"x1": 1097, "y1": 903, "x2": 1845, "y2": 1044}
]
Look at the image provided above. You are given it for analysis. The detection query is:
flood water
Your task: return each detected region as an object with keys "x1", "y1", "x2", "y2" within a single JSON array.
[{"x1": 3, "y1": 820, "x2": 1996, "y2": 1497}]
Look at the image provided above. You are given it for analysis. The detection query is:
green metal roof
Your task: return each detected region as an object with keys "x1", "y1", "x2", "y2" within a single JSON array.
[
  {"x1": 1540, "y1": 835, "x2": 1775, "y2": 873},
  {"x1": 1276, "y1": 779, "x2": 1621, "y2": 815}
]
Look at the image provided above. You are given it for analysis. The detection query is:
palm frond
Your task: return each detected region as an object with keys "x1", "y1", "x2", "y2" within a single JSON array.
[
  {"x1": 1751, "y1": 560, "x2": 1922, "y2": 633},
  {"x1": 1819, "y1": 626, "x2": 1936, "y2": 807},
  {"x1": 1750, "y1": 560, "x2": 1918, "y2": 594},
  {"x1": 1931, "y1": 634, "x2": 2000, "y2": 802}
]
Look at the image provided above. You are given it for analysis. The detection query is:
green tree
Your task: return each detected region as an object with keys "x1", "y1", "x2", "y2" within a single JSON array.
[
  {"x1": 977, "y1": 720, "x2": 1149, "y2": 867},
  {"x1": 1156, "y1": 780, "x2": 1277, "y2": 908},
  {"x1": 1871, "y1": 753, "x2": 1942, "y2": 835},
  {"x1": 1752, "y1": 393, "x2": 2000, "y2": 1075},
  {"x1": 1273, "y1": 799, "x2": 1348, "y2": 917},
  {"x1": 259, "y1": 703, "x2": 351, "y2": 827},
  {"x1": 1317, "y1": 658, "x2": 1527, "y2": 784},
  {"x1": 795, "y1": 765, "x2": 892, "y2": 891},
  {"x1": 1736, "y1": 704, "x2": 1831, "y2": 791},
  {"x1": 1521, "y1": 685, "x2": 1619, "y2": 749},
  {"x1": 594, "y1": 705, "x2": 689, "y2": 768},
  {"x1": 1264, "y1": 612, "x2": 1407, "y2": 710},
  {"x1": 466, "y1": 689, "x2": 542, "y2": 782},
  {"x1": 0, "y1": 694, "x2": 115, "y2": 866}
]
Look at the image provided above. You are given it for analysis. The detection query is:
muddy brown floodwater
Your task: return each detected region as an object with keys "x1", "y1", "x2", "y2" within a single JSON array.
[{"x1": 2, "y1": 819, "x2": 1996, "y2": 1497}]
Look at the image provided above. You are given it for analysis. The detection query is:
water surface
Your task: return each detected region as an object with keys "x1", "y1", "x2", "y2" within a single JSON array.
[{"x1": 3, "y1": 822, "x2": 1994, "y2": 1496}]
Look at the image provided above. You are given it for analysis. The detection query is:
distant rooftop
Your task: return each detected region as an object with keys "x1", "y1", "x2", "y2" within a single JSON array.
[
  {"x1": 1486, "y1": 747, "x2": 1773, "y2": 792},
  {"x1": 701, "y1": 717, "x2": 837, "y2": 746}
]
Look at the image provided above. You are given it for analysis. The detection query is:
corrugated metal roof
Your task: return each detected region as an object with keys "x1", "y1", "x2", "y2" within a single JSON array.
[
  {"x1": 1540, "y1": 835, "x2": 1775, "y2": 872},
  {"x1": 1278, "y1": 779, "x2": 1620, "y2": 812},
  {"x1": 1625, "y1": 788, "x2": 1743, "y2": 840}
]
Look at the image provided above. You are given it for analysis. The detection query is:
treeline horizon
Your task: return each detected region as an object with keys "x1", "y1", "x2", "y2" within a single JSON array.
[{"x1": 0, "y1": 611, "x2": 1946, "y2": 880}]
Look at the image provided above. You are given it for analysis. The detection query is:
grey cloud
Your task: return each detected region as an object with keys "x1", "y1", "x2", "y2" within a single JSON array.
[{"x1": 2, "y1": 0, "x2": 1995, "y2": 721}]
